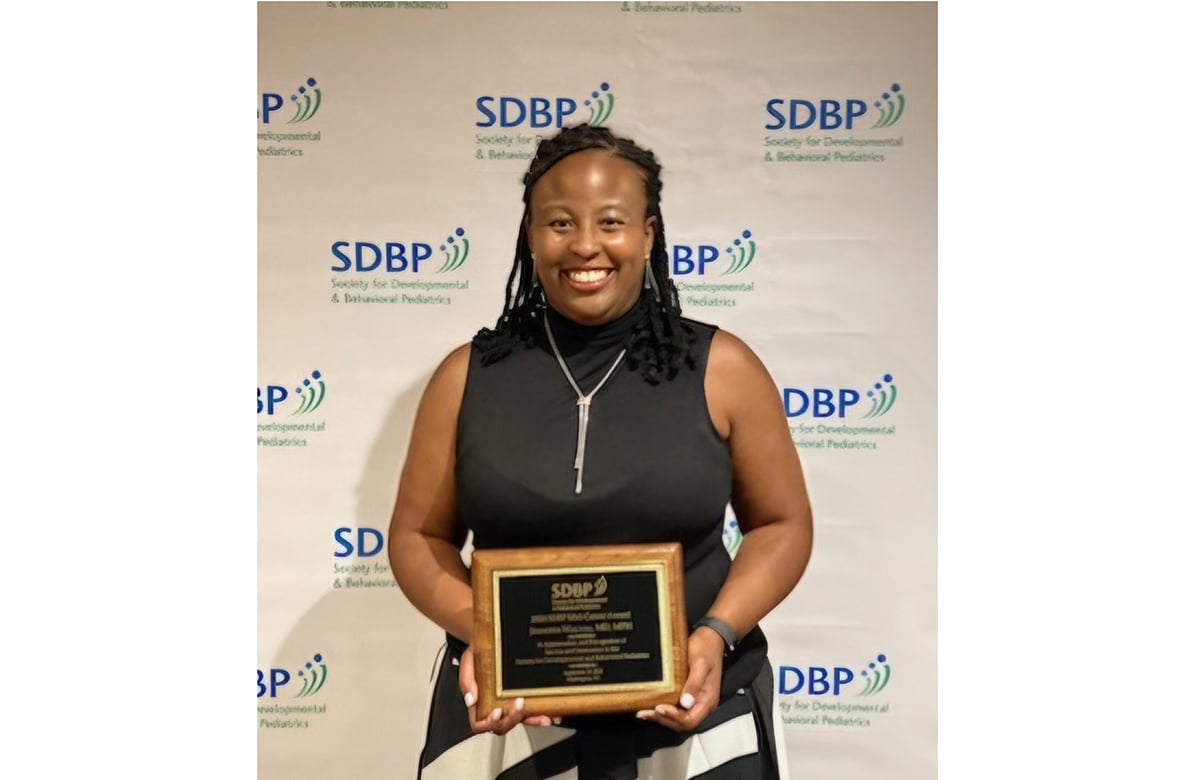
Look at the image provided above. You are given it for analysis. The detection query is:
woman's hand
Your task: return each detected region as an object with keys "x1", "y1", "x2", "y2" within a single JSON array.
[
  {"x1": 459, "y1": 646, "x2": 558, "y2": 733},
  {"x1": 634, "y1": 627, "x2": 725, "y2": 732}
]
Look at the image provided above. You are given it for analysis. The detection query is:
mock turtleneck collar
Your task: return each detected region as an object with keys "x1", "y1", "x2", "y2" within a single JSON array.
[{"x1": 543, "y1": 300, "x2": 644, "y2": 357}]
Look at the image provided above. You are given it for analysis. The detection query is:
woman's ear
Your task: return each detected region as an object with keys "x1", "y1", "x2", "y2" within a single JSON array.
[{"x1": 643, "y1": 215, "x2": 658, "y2": 258}]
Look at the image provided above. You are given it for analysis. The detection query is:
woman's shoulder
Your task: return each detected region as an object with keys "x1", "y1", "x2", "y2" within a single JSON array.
[
  {"x1": 680, "y1": 315, "x2": 719, "y2": 336},
  {"x1": 700, "y1": 325, "x2": 772, "y2": 383},
  {"x1": 675, "y1": 317, "x2": 767, "y2": 375},
  {"x1": 678, "y1": 316, "x2": 751, "y2": 358},
  {"x1": 426, "y1": 342, "x2": 473, "y2": 394},
  {"x1": 407, "y1": 342, "x2": 473, "y2": 443},
  {"x1": 674, "y1": 318, "x2": 773, "y2": 397},
  {"x1": 440, "y1": 341, "x2": 473, "y2": 367}
]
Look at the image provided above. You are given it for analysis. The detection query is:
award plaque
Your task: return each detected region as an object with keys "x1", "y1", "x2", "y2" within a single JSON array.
[{"x1": 471, "y1": 543, "x2": 688, "y2": 717}]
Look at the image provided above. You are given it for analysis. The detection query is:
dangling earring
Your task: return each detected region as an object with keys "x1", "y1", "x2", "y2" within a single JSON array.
[
  {"x1": 530, "y1": 270, "x2": 546, "y2": 306},
  {"x1": 643, "y1": 257, "x2": 661, "y2": 303}
]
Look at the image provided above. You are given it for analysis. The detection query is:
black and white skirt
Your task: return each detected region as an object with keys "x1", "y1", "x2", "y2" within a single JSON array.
[{"x1": 417, "y1": 641, "x2": 785, "y2": 780}]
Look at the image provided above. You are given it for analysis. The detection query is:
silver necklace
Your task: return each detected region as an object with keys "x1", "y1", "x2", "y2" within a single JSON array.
[{"x1": 543, "y1": 316, "x2": 627, "y2": 495}]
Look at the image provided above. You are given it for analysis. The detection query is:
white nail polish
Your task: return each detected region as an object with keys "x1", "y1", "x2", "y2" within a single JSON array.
[
  {"x1": 515, "y1": 697, "x2": 526, "y2": 711},
  {"x1": 491, "y1": 708, "x2": 502, "y2": 722},
  {"x1": 636, "y1": 711, "x2": 651, "y2": 719},
  {"x1": 552, "y1": 717, "x2": 562, "y2": 725},
  {"x1": 463, "y1": 692, "x2": 476, "y2": 708},
  {"x1": 680, "y1": 693, "x2": 695, "y2": 710}
]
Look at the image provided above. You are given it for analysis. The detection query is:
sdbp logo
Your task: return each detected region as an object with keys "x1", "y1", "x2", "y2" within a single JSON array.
[
  {"x1": 871, "y1": 85, "x2": 905, "y2": 129},
  {"x1": 258, "y1": 370, "x2": 326, "y2": 447},
  {"x1": 776, "y1": 653, "x2": 893, "y2": 729},
  {"x1": 862, "y1": 373, "x2": 897, "y2": 419},
  {"x1": 257, "y1": 653, "x2": 327, "y2": 699},
  {"x1": 671, "y1": 228, "x2": 759, "y2": 309},
  {"x1": 437, "y1": 227, "x2": 470, "y2": 272},
  {"x1": 672, "y1": 230, "x2": 755, "y2": 276},
  {"x1": 258, "y1": 652, "x2": 330, "y2": 729},
  {"x1": 333, "y1": 526, "x2": 397, "y2": 590},
  {"x1": 765, "y1": 83, "x2": 904, "y2": 130},
  {"x1": 260, "y1": 76, "x2": 322, "y2": 125},
  {"x1": 778, "y1": 664, "x2": 853, "y2": 696},
  {"x1": 330, "y1": 227, "x2": 470, "y2": 274},
  {"x1": 858, "y1": 653, "x2": 891, "y2": 695},
  {"x1": 475, "y1": 82, "x2": 614, "y2": 128},
  {"x1": 257, "y1": 370, "x2": 325, "y2": 416},
  {"x1": 334, "y1": 527, "x2": 384, "y2": 558},
  {"x1": 785, "y1": 374, "x2": 898, "y2": 451},
  {"x1": 550, "y1": 576, "x2": 609, "y2": 601},
  {"x1": 778, "y1": 653, "x2": 890, "y2": 697},
  {"x1": 783, "y1": 374, "x2": 896, "y2": 420}
]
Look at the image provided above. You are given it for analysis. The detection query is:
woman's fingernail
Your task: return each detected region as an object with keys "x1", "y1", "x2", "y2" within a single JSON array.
[
  {"x1": 491, "y1": 708, "x2": 502, "y2": 722},
  {"x1": 680, "y1": 693, "x2": 695, "y2": 710},
  {"x1": 515, "y1": 697, "x2": 526, "y2": 711},
  {"x1": 552, "y1": 717, "x2": 562, "y2": 725},
  {"x1": 636, "y1": 710, "x2": 653, "y2": 719},
  {"x1": 463, "y1": 692, "x2": 476, "y2": 708}
]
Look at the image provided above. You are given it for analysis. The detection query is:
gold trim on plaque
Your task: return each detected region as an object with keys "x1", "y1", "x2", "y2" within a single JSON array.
[
  {"x1": 471, "y1": 543, "x2": 688, "y2": 717},
  {"x1": 491, "y1": 563, "x2": 674, "y2": 698}
]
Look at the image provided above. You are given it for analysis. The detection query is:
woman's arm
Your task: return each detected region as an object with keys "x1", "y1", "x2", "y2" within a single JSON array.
[
  {"x1": 702, "y1": 329, "x2": 814, "y2": 639},
  {"x1": 387, "y1": 344, "x2": 474, "y2": 643},
  {"x1": 388, "y1": 344, "x2": 546, "y2": 734},
  {"x1": 638, "y1": 328, "x2": 813, "y2": 731}
]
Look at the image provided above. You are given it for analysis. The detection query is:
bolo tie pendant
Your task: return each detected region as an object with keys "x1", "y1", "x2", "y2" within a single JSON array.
[{"x1": 543, "y1": 317, "x2": 626, "y2": 495}]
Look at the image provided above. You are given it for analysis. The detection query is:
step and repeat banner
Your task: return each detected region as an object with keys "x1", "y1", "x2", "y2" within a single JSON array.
[{"x1": 258, "y1": 2, "x2": 936, "y2": 778}]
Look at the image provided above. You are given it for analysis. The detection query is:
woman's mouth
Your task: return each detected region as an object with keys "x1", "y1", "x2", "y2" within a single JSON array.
[{"x1": 563, "y1": 268, "x2": 614, "y2": 290}]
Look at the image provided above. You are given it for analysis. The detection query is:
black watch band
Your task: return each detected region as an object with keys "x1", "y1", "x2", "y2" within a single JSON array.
[{"x1": 693, "y1": 616, "x2": 738, "y2": 654}]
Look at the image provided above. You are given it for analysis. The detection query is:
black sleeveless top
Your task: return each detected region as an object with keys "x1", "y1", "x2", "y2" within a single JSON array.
[{"x1": 456, "y1": 306, "x2": 768, "y2": 694}]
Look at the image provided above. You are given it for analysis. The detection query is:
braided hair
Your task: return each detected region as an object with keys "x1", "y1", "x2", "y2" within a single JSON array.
[{"x1": 472, "y1": 124, "x2": 696, "y2": 384}]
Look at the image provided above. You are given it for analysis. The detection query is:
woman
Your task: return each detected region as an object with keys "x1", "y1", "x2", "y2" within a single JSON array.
[{"x1": 389, "y1": 124, "x2": 813, "y2": 780}]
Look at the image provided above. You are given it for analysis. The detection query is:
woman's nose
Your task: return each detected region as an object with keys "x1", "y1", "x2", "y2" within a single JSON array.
[{"x1": 568, "y1": 224, "x2": 601, "y2": 259}]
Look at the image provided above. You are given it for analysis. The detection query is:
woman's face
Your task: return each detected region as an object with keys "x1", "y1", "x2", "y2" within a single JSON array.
[{"x1": 525, "y1": 149, "x2": 656, "y2": 327}]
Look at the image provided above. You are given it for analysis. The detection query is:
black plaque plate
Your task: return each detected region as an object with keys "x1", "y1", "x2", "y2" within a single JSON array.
[{"x1": 471, "y1": 544, "x2": 687, "y2": 717}]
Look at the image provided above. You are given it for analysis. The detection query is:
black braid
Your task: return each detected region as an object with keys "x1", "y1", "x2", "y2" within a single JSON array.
[{"x1": 472, "y1": 124, "x2": 696, "y2": 384}]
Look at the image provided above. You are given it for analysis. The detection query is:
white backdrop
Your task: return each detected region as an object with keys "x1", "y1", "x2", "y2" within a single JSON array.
[{"x1": 258, "y1": 2, "x2": 936, "y2": 777}]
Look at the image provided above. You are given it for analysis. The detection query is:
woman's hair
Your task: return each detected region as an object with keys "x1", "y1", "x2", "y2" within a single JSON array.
[{"x1": 472, "y1": 124, "x2": 696, "y2": 384}]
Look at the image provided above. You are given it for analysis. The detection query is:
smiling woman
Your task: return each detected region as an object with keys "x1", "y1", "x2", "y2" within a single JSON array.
[
  {"x1": 388, "y1": 124, "x2": 814, "y2": 780},
  {"x1": 473, "y1": 125, "x2": 696, "y2": 387},
  {"x1": 525, "y1": 149, "x2": 656, "y2": 327}
]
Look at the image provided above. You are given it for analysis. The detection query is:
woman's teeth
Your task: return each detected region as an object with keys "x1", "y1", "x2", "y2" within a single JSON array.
[{"x1": 567, "y1": 269, "x2": 610, "y2": 283}]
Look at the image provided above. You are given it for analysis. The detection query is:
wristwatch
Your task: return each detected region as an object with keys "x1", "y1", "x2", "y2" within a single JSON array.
[{"x1": 692, "y1": 615, "x2": 738, "y2": 655}]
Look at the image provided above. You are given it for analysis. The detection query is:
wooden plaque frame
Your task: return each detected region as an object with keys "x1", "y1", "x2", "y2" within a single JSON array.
[{"x1": 471, "y1": 543, "x2": 688, "y2": 717}]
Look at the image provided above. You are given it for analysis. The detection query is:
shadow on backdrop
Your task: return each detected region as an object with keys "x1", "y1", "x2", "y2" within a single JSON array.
[{"x1": 260, "y1": 372, "x2": 452, "y2": 780}]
